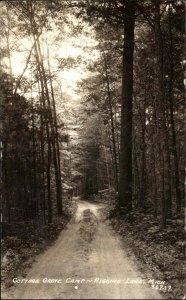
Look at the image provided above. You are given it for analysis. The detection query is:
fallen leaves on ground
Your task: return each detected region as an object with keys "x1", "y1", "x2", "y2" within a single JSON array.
[
  {"x1": 1, "y1": 203, "x2": 75, "y2": 290},
  {"x1": 109, "y1": 209, "x2": 185, "y2": 300}
]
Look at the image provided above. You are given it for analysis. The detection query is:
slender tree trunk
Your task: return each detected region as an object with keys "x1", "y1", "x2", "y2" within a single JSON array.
[
  {"x1": 103, "y1": 143, "x2": 111, "y2": 189},
  {"x1": 32, "y1": 33, "x2": 52, "y2": 223},
  {"x1": 168, "y1": 3, "x2": 182, "y2": 213},
  {"x1": 133, "y1": 133, "x2": 140, "y2": 207},
  {"x1": 140, "y1": 93, "x2": 147, "y2": 208},
  {"x1": 108, "y1": 131, "x2": 116, "y2": 187},
  {"x1": 119, "y1": 0, "x2": 136, "y2": 211},
  {"x1": 29, "y1": 2, "x2": 59, "y2": 221},
  {"x1": 114, "y1": 102, "x2": 120, "y2": 165},
  {"x1": 152, "y1": 143, "x2": 158, "y2": 218},
  {"x1": 37, "y1": 79, "x2": 47, "y2": 223},
  {"x1": 152, "y1": 97, "x2": 160, "y2": 219},
  {"x1": 46, "y1": 133, "x2": 52, "y2": 223},
  {"x1": 35, "y1": 35, "x2": 62, "y2": 215},
  {"x1": 161, "y1": 145, "x2": 166, "y2": 228},
  {"x1": 154, "y1": 0, "x2": 172, "y2": 222},
  {"x1": 103, "y1": 53, "x2": 119, "y2": 191},
  {"x1": 2, "y1": 141, "x2": 10, "y2": 223},
  {"x1": 46, "y1": 39, "x2": 63, "y2": 213},
  {"x1": 5, "y1": 4, "x2": 13, "y2": 89},
  {"x1": 31, "y1": 98, "x2": 37, "y2": 199}
]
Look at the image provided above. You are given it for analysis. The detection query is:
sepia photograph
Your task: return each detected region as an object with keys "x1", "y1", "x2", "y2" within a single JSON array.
[{"x1": 0, "y1": 0, "x2": 185, "y2": 299}]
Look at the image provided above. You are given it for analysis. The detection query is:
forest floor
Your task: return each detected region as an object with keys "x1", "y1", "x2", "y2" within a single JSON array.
[
  {"x1": 2, "y1": 199, "x2": 162, "y2": 299},
  {"x1": 108, "y1": 204, "x2": 185, "y2": 300},
  {"x1": 1, "y1": 198, "x2": 77, "y2": 293}
]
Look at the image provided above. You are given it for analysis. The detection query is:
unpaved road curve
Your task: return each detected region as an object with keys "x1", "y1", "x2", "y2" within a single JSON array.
[{"x1": 3, "y1": 201, "x2": 162, "y2": 299}]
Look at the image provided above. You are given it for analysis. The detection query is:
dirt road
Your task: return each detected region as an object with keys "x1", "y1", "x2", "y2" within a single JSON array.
[{"x1": 3, "y1": 201, "x2": 162, "y2": 299}]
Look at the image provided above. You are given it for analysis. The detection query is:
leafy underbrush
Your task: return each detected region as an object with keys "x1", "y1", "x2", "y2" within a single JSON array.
[
  {"x1": 1, "y1": 198, "x2": 77, "y2": 290},
  {"x1": 109, "y1": 208, "x2": 185, "y2": 299}
]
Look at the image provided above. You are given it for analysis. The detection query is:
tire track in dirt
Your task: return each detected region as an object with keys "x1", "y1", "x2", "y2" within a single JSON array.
[{"x1": 2, "y1": 200, "x2": 162, "y2": 299}]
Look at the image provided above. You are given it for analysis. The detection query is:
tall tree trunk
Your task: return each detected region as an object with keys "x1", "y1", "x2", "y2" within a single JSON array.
[
  {"x1": 154, "y1": 0, "x2": 172, "y2": 223},
  {"x1": 140, "y1": 92, "x2": 147, "y2": 208},
  {"x1": 108, "y1": 131, "x2": 117, "y2": 187},
  {"x1": 2, "y1": 141, "x2": 10, "y2": 223},
  {"x1": 35, "y1": 36, "x2": 62, "y2": 215},
  {"x1": 31, "y1": 98, "x2": 37, "y2": 198},
  {"x1": 168, "y1": 3, "x2": 182, "y2": 213},
  {"x1": 103, "y1": 143, "x2": 111, "y2": 190},
  {"x1": 46, "y1": 39, "x2": 63, "y2": 214},
  {"x1": 5, "y1": 4, "x2": 13, "y2": 90},
  {"x1": 118, "y1": 0, "x2": 136, "y2": 211},
  {"x1": 103, "y1": 52, "x2": 119, "y2": 191},
  {"x1": 133, "y1": 132, "x2": 140, "y2": 207},
  {"x1": 32, "y1": 33, "x2": 52, "y2": 223},
  {"x1": 152, "y1": 142, "x2": 158, "y2": 218},
  {"x1": 37, "y1": 78, "x2": 47, "y2": 223}
]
